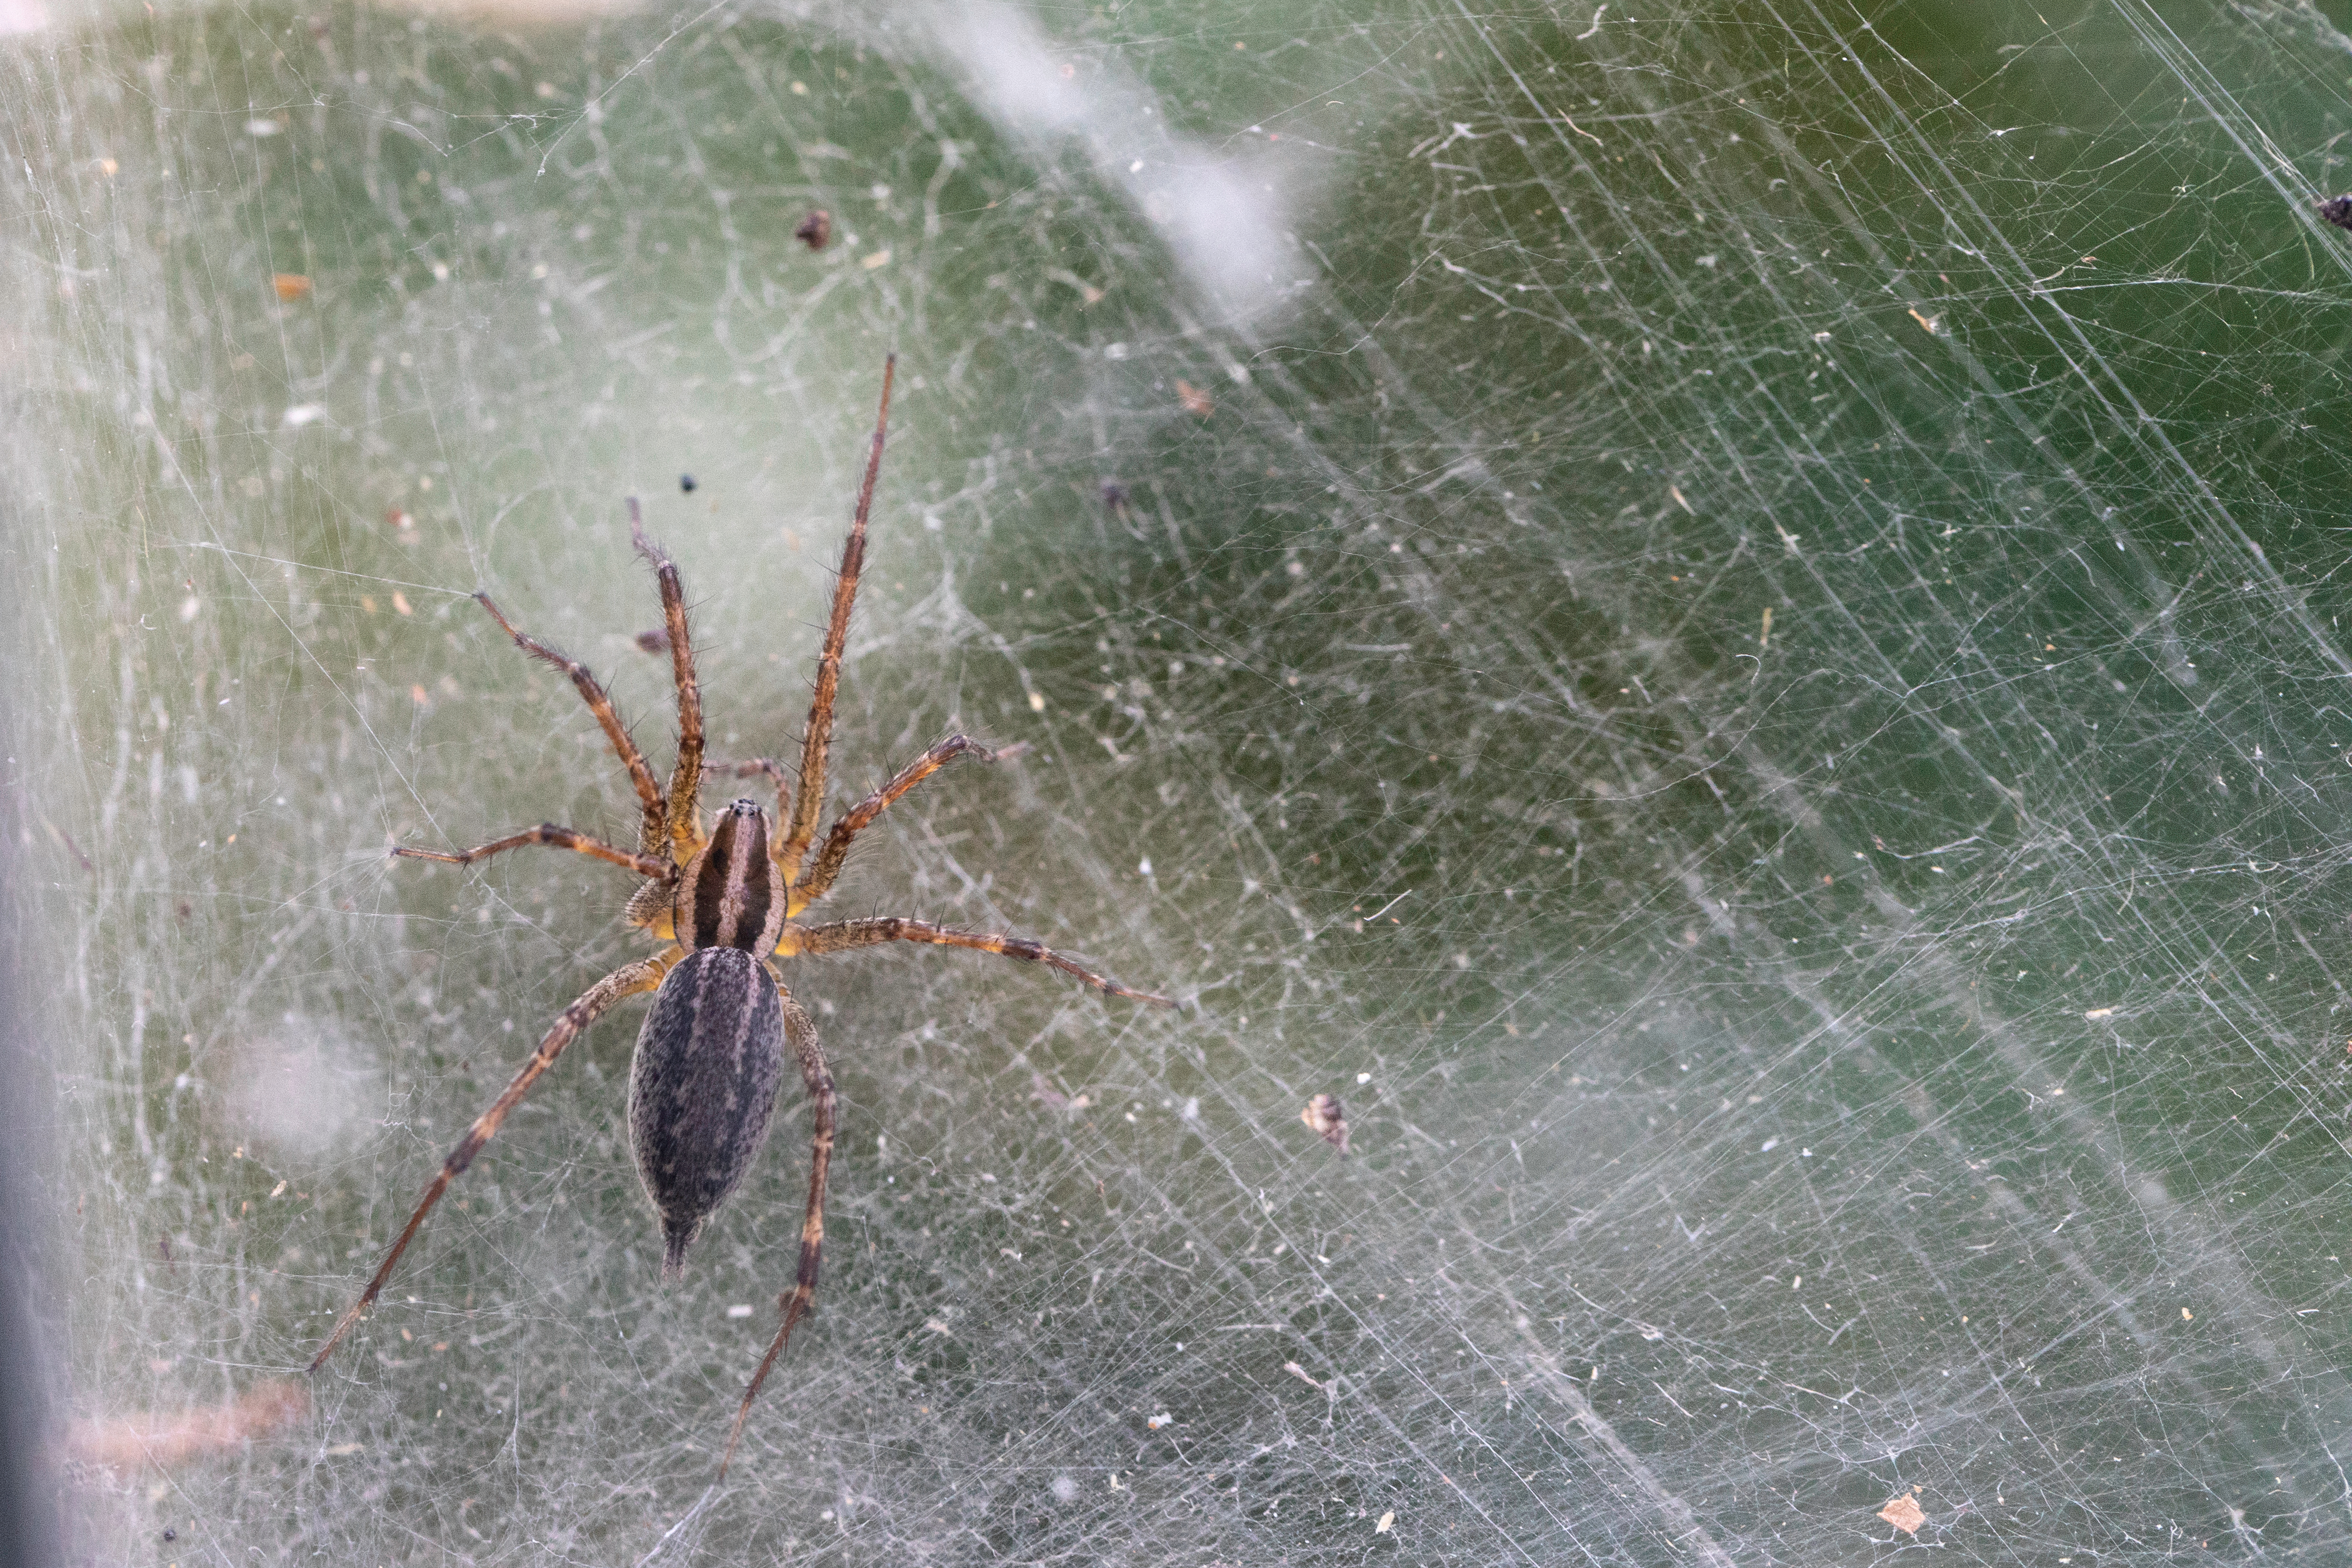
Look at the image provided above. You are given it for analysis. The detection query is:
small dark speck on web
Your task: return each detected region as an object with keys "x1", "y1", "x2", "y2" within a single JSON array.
[
  {"x1": 679, "y1": 474, "x2": 697, "y2": 493},
  {"x1": 796, "y1": 208, "x2": 833, "y2": 250},
  {"x1": 1102, "y1": 482, "x2": 1130, "y2": 515},
  {"x1": 163, "y1": 1529, "x2": 177, "y2": 1543},
  {"x1": 2319, "y1": 195, "x2": 2352, "y2": 231},
  {"x1": 636, "y1": 628, "x2": 672, "y2": 654}
]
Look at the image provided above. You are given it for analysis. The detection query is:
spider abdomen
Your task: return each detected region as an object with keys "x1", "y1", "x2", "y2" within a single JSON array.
[{"x1": 628, "y1": 946, "x2": 786, "y2": 1279}]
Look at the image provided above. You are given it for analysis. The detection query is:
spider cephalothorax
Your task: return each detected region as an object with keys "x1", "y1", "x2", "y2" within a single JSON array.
[
  {"x1": 667, "y1": 797, "x2": 789, "y2": 957},
  {"x1": 306, "y1": 358, "x2": 1171, "y2": 1476}
]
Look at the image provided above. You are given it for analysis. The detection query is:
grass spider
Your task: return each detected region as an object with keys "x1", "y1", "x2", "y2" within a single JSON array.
[{"x1": 307, "y1": 356, "x2": 1173, "y2": 1475}]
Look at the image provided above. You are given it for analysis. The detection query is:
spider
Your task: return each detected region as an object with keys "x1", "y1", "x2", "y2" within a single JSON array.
[{"x1": 307, "y1": 356, "x2": 1172, "y2": 1475}]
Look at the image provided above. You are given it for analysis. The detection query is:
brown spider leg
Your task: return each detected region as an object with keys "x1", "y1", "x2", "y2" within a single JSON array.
[
  {"x1": 778, "y1": 355, "x2": 897, "y2": 888},
  {"x1": 788, "y1": 735, "x2": 1028, "y2": 916},
  {"x1": 782, "y1": 917, "x2": 1174, "y2": 1007},
  {"x1": 704, "y1": 758, "x2": 792, "y2": 824},
  {"x1": 308, "y1": 948, "x2": 681, "y2": 1375},
  {"x1": 630, "y1": 498, "x2": 705, "y2": 859},
  {"x1": 720, "y1": 972, "x2": 832, "y2": 1479},
  {"x1": 393, "y1": 824, "x2": 674, "y2": 881},
  {"x1": 472, "y1": 592, "x2": 669, "y2": 860}
]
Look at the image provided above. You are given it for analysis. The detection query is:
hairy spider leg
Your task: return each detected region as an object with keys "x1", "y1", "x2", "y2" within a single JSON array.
[
  {"x1": 720, "y1": 973, "x2": 832, "y2": 1479},
  {"x1": 718, "y1": 913, "x2": 1165, "y2": 1461},
  {"x1": 472, "y1": 592, "x2": 669, "y2": 859},
  {"x1": 788, "y1": 735, "x2": 1025, "y2": 916},
  {"x1": 705, "y1": 757, "x2": 793, "y2": 830},
  {"x1": 778, "y1": 354, "x2": 897, "y2": 888},
  {"x1": 393, "y1": 823, "x2": 673, "y2": 880},
  {"x1": 782, "y1": 916, "x2": 1174, "y2": 1006},
  {"x1": 308, "y1": 948, "x2": 683, "y2": 1374},
  {"x1": 630, "y1": 498, "x2": 706, "y2": 860}
]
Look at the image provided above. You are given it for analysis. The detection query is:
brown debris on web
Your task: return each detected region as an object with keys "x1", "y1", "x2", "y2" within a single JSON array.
[
  {"x1": 1302, "y1": 1093, "x2": 1349, "y2": 1155},
  {"x1": 67, "y1": 1379, "x2": 309, "y2": 1471},
  {"x1": 1877, "y1": 1491, "x2": 1926, "y2": 1536}
]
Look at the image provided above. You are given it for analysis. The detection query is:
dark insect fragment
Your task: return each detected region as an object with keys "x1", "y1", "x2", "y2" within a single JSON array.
[
  {"x1": 1101, "y1": 482, "x2": 1130, "y2": 515},
  {"x1": 795, "y1": 209, "x2": 833, "y2": 251},
  {"x1": 680, "y1": 474, "x2": 698, "y2": 493},
  {"x1": 2320, "y1": 195, "x2": 2352, "y2": 231},
  {"x1": 636, "y1": 628, "x2": 673, "y2": 654}
]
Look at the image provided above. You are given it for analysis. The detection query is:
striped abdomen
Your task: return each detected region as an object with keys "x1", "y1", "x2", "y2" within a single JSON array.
[{"x1": 628, "y1": 946, "x2": 786, "y2": 1277}]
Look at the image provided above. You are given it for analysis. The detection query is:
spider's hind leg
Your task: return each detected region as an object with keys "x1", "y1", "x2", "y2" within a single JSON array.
[
  {"x1": 308, "y1": 948, "x2": 680, "y2": 1375},
  {"x1": 718, "y1": 967, "x2": 834, "y2": 1478}
]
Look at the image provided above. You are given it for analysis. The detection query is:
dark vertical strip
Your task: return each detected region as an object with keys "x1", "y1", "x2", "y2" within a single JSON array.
[
  {"x1": 691, "y1": 813, "x2": 739, "y2": 949},
  {"x1": 0, "y1": 782, "x2": 61, "y2": 1568}
]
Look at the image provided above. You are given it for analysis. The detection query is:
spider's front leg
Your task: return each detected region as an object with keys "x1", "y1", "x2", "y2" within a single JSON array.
[
  {"x1": 776, "y1": 356, "x2": 896, "y2": 884},
  {"x1": 703, "y1": 757, "x2": 792, "y2": 840},
  {"x1": 470, "y1": 592, "x2": 669, "y2": 858},
  {"x1": 629, "y1": 498, "x2": 706, "y2": 860}
]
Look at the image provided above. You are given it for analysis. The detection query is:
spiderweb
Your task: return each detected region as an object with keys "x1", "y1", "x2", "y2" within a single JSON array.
[{"x1": 14, "y1": 0, "x2": 2352, "y2": 1560}]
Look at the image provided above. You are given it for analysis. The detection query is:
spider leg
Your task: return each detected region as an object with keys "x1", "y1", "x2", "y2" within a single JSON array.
[
  {"x1": 630, "y1": 499, "x2": 706, "y2": 859},
  {"x1": 720, "y1": 970, "x2": 833, "y2": 1479},
  {"x1": 777, "y1": 355, "x2": 897, "y2": 888},
  {"x1": 472, "y1": 592, "x2": 669, "y2": 860},
  {"x1": 308, "y1": 948, "x2": 681, "y2": 1374},
  {"x1": 393, "y1": 823, "x2": 674, "y2": 880},
  {"x1": 783, "y1": 916, "x2": 1173, "y2": 1007},
  {"x1": 704, "y1": 757, "x2": 792, "y2": 825},
  {"x1": 788, "y1": 735, "x2": 1027, "y2": 916}
]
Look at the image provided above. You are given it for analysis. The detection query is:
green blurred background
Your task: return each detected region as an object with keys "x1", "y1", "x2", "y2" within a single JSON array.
[{"x1": 15, "y1": 0, "x2": 2352, "y2": 1560}]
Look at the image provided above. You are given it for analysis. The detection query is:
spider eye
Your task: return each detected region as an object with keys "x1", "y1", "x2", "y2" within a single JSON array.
[{"x1": 732, "y1": 797, "x2": 761, "y2": 815}]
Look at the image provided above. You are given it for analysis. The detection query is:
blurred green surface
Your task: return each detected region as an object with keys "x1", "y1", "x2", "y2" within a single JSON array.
[{"x1": 17, "y1": 0, "x2": 2352, "y2": 1561}]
